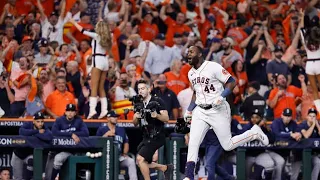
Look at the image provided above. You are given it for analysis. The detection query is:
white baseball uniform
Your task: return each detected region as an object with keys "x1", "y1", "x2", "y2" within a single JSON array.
[{"x1": 186, "y1": 61, "x2": 260, "y2": 162}]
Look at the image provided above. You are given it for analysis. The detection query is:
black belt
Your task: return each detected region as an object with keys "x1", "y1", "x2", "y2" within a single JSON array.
[
  {"x1": 198, "y1": 104, "x2": 213, "y2": 110},
  {"x1": 93, "y1": 53, "x2": 106, "y2": 57},
  {"x1": 306, "y1": 58, "x2": 320, "y2": 62}
]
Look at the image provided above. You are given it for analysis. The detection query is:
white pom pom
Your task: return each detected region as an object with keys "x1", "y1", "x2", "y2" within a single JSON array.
[
  {"x1": 90, "y1": 154, "x2": 95, "y2": 158},
  {"x1": 98, "y1": 152, "x2": 102, "y2": 157},
  {"x1": 86, "y1": 152, "x2": 91, "y2": 157},
  {"x1": 94, "y1": 153, "x2": 99, "y2": 158}
]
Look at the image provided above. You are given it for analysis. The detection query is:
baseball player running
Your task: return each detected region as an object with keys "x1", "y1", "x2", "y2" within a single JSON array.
[{"x1": 183, "y1": 46, "x2": 269, "y2": 180}]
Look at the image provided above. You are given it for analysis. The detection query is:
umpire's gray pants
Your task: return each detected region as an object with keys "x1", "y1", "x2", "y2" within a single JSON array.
[
  {"x1": 119, "y1": 156, "x2": 138, "y2": 180},
  {"x1": 11, "y1": 152, "x2": 33, "y2": 180}
]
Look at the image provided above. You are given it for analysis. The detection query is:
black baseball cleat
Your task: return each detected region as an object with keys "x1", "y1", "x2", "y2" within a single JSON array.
[{"x1": 164, "y1": 164, "x2": 174, "y2": 180}]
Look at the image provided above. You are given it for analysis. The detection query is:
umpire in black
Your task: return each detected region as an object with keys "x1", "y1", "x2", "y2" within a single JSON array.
[{"x1": 133, "y1": 80, "x2": 173, "y2": 180}]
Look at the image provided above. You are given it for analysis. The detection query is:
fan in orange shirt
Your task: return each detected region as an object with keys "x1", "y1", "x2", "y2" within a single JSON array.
[
  {"x1": 180, "y1": 63, "x2": 191, "y2": 81},
  {"x1": 138, "y1": 10, "x2": 159, "y2": 41},
  {"x1": 79, "y1": 40, "x2": 92, "y2": 78},
  {"x1": 159, "y1": 5, "x2": 191, "y2": 47},
  {"x1": 164, "y1": 59, "x2": 189, "y2": 95},
  {"x1": 230, "y1": 60, "x2": 248, "y2": 104},
  {"x1": 268, "y1": 74, "x2": 306, "y2": 120},
  {"x1": 45, "y1": 77, "x2": 76, "y2": 118}
]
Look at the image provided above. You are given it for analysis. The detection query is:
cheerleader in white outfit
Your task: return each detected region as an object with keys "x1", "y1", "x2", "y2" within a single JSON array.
[
  {"x1": 70, "y1": 18, "x2": 112, "y2": 119},
  {"x1": 300, "y1": 12, "x2": 320, "y2": 113}
]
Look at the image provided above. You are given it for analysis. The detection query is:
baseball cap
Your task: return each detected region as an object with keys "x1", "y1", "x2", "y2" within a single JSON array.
[
  {"x1": 208, "y1": 15, "x2": 215, "y2": 22},
  {"x1": 5, "y1": 14, "x2": 14, "y2": 20},
  {"x1": 107, "y1": 110, "x2": 120, "y2": 118},
  {"x1": 80, "y1": 12, "x2": 90, "y2": 18},
  {"x1": 224, "y1": 37, "x2": 234, "y2": 46},
  {"x1": 210, "y1": 37, "x2": 221, "y2": 43},
  {"x1": 155, "y1": 33, "x2": 165, "y2": 40},
  {"x1": 308, "y1": 108, "x2": 318, "y2": 115},
  {"x1": 126, "y1": 64, "x2": 136, "y2": 73},
  {"x1": 252, "y1": 109, "x2": 263, "y2": 117},
  {"x1": 38, "y1": 38, "x2": 49, "y2": 47},
  {"x1": 174, "y1": 33, "x2": 182, "y2": 38},
  {"x1": 274, "y1": 45, "x2": 284, "y2": 52},
  {"x1": 247, "y1": 81, "x2": 260, "y2": 91},
  {"x1": 143, "y1": 11, "x2": 153, "y2": 18},
  {"x1": 50, "y1": 11, "x2": 59, "y2": 17},
  {"x1": 282, "y1": 108, "x2": 292, "y2": 117},
  {"x1": 183, "y1": 32, "x2": 190, "y2": 37},
  {"x1": 34, "y1": 111, "x2": 45, "y2": 120},
  {"x1": 66, "y1": 104, "x2": 76, "y2": 111},
  {"x1": 22, "y1": 36, "x2": 33, "y2": 43}
]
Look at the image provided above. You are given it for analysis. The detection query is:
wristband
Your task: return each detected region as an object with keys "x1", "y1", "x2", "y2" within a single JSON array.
[
  {"x1": 221, "y1": 87, "x2": 232, "y2": 98},
  {"x1": 187, "y1": 101, "x2": 197, "y2": 111}
]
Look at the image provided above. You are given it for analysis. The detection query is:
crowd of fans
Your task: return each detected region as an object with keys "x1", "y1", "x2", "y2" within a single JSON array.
[{"x1": 0, "y1": 0, "x2": 320, "y2": 179}]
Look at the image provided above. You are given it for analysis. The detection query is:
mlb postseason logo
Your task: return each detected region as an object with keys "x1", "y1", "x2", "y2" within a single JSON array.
[{"x1": 0, "y1": 121, "x2": 23, "y2": 127}]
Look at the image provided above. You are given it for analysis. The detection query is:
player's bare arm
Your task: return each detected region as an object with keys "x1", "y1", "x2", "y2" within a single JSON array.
[{"x1": 154, "y1": 110, "x2": 169, "y2": 123}]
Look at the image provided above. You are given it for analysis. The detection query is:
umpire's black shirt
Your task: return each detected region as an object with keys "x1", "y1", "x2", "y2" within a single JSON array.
[{"x1": 240, "y1": 92, "x2": 266, "y2": 120}]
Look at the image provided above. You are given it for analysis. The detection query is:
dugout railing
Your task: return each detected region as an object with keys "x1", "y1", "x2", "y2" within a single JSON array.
[{"x1": 0, "y1": 118, "x2": 316, "y2": 180}]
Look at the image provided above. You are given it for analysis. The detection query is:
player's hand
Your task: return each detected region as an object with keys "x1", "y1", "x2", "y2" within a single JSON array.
[
  {"x1": 258, "y1": 120, "x2": 265, "y2": 127},
  {"x1": 184, "y1": 133, "x2": 190, "y2": 145},
  {"x1": 277, "y1": 90, "x2": 285, "y2": 97},
  {"x1": 103, "y1": 130, "x2": 115, "y2": 137},
  {"x1": 39, "y1": 129, "x2": 45, "y2": 134},
  {"x1": 212, "y1": 96, "x2": 224, "y2": 106},
  {"x1": 298, "y1": 74, "x2": 305, "y2": 82},
  {"x1": 184, "y1": 111, "x2": 192, "y2": 123},
  {"x1": 151, "y1": 111, "x2": 158, "y2": 118},
  {"x1": 295, "y1": 133, "x2": 302, "y2": 141},
  {"x1": 315, "y1": 120, "x2": 320, "y2": 128},
  {"x1": 72, "y1": 133, "x2": 80, "y2": 144}
]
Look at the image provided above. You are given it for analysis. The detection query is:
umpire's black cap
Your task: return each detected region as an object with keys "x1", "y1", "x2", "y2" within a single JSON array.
[{"x1": 34, "y1": 111, "x2": 45, "y2": 120}]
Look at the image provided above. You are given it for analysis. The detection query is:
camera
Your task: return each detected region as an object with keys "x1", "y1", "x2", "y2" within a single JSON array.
[
  {"x1": 131, "y1": 96, "x2": 162, "y2": 137},
  {"x1": 174, "y1": 118, "x2": 190, "y2": 134},
  {"x1": 129, "y1": 95, "x2": 143, "y2": 105}
]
